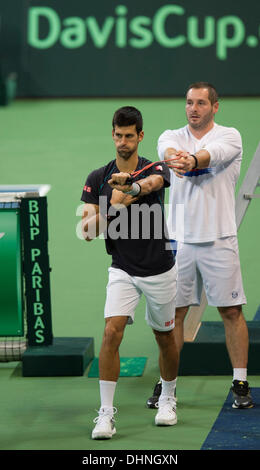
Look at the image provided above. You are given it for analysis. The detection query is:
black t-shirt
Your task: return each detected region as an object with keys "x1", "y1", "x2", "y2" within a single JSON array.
[{"x1": 81, "y1": 156, "x2": 174, "y2": 277}]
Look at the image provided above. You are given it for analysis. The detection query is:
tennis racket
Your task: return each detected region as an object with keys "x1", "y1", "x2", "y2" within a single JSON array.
[{"x1": 125, "y1": 158, "x2": 179, "y2": 184}]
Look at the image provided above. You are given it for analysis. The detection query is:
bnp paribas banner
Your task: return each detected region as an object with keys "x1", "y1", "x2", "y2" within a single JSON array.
[{"x1": 2, "y1": 0, "x2": 260, "y2": 96}]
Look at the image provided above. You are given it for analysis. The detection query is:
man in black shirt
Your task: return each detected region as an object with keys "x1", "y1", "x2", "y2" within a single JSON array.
[{"x1": 81, "y1": 106, "x2": 179, "y2": 439}]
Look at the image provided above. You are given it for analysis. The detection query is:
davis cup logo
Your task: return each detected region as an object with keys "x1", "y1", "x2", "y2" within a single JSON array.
[{"x1": 0, "y1": 233, "x2": 5, "y2": 239}]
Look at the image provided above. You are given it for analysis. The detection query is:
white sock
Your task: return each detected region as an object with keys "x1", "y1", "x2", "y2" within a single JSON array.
[
  {"x1": 160, "y1": 378, "x2": 177, "y2": 401},
  {"x1": 159, "y1": 376, "x2": 177, "y2": 384},
  {"x1": 99, "y1": 380, "x2": 117, "y2": 413},
  {"x1": 233, "y1": 368, "x2": 247, "y2": 382}
]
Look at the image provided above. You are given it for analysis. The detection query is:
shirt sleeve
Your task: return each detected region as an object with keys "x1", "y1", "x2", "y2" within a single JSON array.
[
  {"x1": 203, "y1": 127, "x2": 243, "y2": 167},
  {"x1": 80, "y1": 169, "x2": 101, "y2": 205},
  {"x1": 157, "y1": 130, "x2": 180, "y2": 161}
]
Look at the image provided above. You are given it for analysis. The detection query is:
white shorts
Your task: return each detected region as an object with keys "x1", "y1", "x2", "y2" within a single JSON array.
[
  {"x1": 176, "y1": 236, "x2": 247, "y2": 308},
  {"x1": 104, "y1": 265, "x2": 177, "y2": 332}
]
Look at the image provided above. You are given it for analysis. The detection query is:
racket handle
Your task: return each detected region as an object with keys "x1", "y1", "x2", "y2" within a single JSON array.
[{"x1": 125, "y1": 176, "x2": 134, "y2": 185}]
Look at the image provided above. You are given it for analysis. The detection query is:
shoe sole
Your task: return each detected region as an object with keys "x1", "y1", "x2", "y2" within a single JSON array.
[
  {"x1": 92, "y1": 428, "x2": 116, "y2": 439},
  {"x1": 155, "y1": 417, "x2": 177, "y2": 426},
  {"x1": 232, "y1": 403, "x2": 254, "y2": 409}
]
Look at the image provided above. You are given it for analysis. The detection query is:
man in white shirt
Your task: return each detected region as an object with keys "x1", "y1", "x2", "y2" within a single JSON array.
[{"x1": 146, "y1": 82, "x2": 253, "y2": 409}]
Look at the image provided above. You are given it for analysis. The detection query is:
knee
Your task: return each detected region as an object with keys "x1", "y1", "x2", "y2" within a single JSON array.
[
  {"x1": 103, "y1": 321, "x2": 125, "y2": 348},
  {"x1": 218, "y1": 305, "x2": 243, "y2": 322},
  {"x1": 153, "y1": 329, "x2": 175, "y2": 348}
]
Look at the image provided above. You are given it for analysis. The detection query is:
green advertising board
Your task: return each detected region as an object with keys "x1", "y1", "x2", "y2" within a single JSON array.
[
  {"x1": 21, "y1": 197, "x2": 53, "y2": 346},
  {"x1": 1, "y1": 0, "x2": 260, "y2": 96},
  {"x1": 0, "y1": 207, "x2": 23, "y2": 336}
]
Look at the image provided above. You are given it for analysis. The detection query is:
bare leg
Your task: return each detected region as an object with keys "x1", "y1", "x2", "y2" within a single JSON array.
[
  {"x1": 153, "y1": 329, "x2": 179, "y2": 380},
  {"x1": 173, "y1": 306, "x2": 190, "y2": 352},
  {"x1": 92, "y1": 316, "x2": 128, "y2": 439},
  {"x1": 99, "y1": 316, "x2": 128, "y2": 382},
  {"x1": 218, "y1": 305, "x2": 248, "y2": 368},
  {"x1": 153, "y1": 328, "x2": 179, "y2": 425}
]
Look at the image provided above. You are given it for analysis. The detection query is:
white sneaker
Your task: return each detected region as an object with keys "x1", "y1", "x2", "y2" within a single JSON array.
[
  {"x1": 155, "y1": 397, "x2": 177, "y2": 426},
  {"x1": 92, "y1": 407, "x2": 117, "y2": 439}
]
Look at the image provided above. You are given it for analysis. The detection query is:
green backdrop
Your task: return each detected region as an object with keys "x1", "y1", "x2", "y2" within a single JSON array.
[{"x1": 1, "y1": 0, "x2": 260, "y2": 96}]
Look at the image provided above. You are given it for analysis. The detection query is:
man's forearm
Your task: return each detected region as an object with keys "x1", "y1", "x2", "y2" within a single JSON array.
[
  {"x1": 82, "y1": 212, "x2": 107, "y2": 241},
  {"x1": 193, "y1": 149, "x2": 210, "y2": 169},
  {"x1": 136, "y1": 174, "x2": 164, "y2": 195},
  {"x1": 163, "y1": 147, "x2": 210, "y2": 176}
]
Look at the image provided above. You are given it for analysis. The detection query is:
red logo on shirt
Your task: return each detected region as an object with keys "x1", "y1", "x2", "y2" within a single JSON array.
[
  {"x1": 155, "y1": 165, "x2": 163, "y2": 171},
  {"x1": 84, "y1": 185, "x2": 92, "y2": 192},
  {"x1": 165, "y1": 319, "x2": 174, "y2": 327}
]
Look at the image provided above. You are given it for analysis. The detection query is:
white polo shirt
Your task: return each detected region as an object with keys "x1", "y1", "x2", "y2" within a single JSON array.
[{"x1": 157, "y1": 123, "x2": 242, "y2": 243}]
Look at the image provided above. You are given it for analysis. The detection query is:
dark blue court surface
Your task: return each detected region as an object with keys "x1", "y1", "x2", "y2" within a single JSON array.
[
  {"x1": 201, "y1": 388, "x2": 260, "y2": 450},
  {"x1": 254, "y1": 305, "x2": 260, "y2": 321}
]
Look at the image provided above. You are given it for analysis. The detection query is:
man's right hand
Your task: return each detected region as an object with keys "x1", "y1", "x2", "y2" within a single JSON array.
[{"x1": 110, "y1": 189, "x2": 139, "y2": 208}]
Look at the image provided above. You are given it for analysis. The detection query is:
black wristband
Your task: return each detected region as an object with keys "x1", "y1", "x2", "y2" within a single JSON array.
[{"x1": 190, "y1": 154, "x2": 198, "y2": 169}]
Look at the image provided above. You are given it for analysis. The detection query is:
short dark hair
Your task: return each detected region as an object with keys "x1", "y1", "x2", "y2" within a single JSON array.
[
  {"x1": 186, "y1": 82, "x2": 218, "y2": 105},
  {"x1": 112, "y1": 106, "x2": 143, "y2": 134}
]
